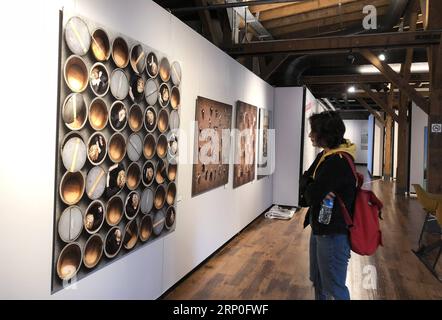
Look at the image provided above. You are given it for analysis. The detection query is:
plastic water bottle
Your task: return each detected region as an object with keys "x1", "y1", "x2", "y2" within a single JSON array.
[{"x1": 318, "y1": 197, "x2": 334, "y2": 225}]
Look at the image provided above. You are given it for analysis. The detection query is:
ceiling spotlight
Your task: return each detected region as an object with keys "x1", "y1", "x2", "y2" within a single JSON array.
[
  {"x1": 348, "y1": 86, "x2": 356, "y2": 93},
  {"x1": 378, "y1": 53, "x2": 386, "y2": 61}
]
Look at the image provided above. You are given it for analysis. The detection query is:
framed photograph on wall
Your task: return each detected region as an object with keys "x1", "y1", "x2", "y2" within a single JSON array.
[{"x1": 257, "y1": 108, "x2": 273, "y2": 179}]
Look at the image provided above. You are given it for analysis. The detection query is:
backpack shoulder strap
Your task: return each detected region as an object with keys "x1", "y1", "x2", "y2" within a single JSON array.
[
  {"x1": 338, "y1": 152, "x2": 358, "y2": 181},
  {"x1": 336, "y1": 195, "x2": 353, "y2": 227},
  {"x1": 335, "y1": 152, "x2": 357, "y2": 227},
  {"x1": 338, "y1": 152, "x2": 363, "y2": 188}
]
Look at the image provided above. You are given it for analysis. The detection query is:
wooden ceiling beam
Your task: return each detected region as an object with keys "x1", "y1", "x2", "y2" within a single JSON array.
[
  {"x1": 257, "y1": 0, "x2": 356, "y2": 22},
  {"x1": 261, "y1": 54, "x2": 290, "y2": 80},
  {"x1": 271, "y1": 5, "x2": 389, "y2": 36},
  {"x1": 361, "y1": 84, "x2": 400, "y2": 122},
  {"x1": 227, "y1": 30, "x2": 442, "y2": 56},
  {"x1": 359, "y1": 48, "x2": 429, "y2": 114},
  {"x1": 356, "y1": 97, "x2": 385, "y2": 125},
  {"x1": 265, "y1": 0, "x2": 388, "y2": 31},
  {"x1": 249, "y1": 2, "x2": 297, "y2": 14}
]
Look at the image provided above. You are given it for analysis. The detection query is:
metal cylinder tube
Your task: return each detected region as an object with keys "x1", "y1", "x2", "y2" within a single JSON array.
[
  {"x1": 111, "y1": 37, "x2": 129, "y2": 68},
  {"x1": 128, "y1": 104, "x2": 143, "y2": 132},
  {"x1": 64, "y1": 55, "x2": 89, "y2": 93},
  {"x1": 59, "y1": 171, "x2": 85, "y2": 205},
  {"x1": 89, "y1": 97, "x2": 108, "y2": 131},
  {"x1": 139, "y1": 214, "x2": 153, "y2": 242},
  {"x1": 126, "y1": 162, "x2": 141, "y2": 191},
  {"x1": 83, "y1": 233, "x2": 104, "y2": 269},
  {"x1": 56, "y1": 242, "x2": 82, "y2": 280},
  {"x1": 62, "y1": 93, "x2": 88, "y2": 130},
  {"x1": 87, "y1": 132, "x2": 107, "y2": 165},
  {"x1": 108, "y1": 132, "x2": 126, "y2": 163},
  {"x1": 123, "y1": 219, "x2": 138, "y2": 250},
  {"x1": 154, "y1": 184, "x2": 166, "y2": 210},
  {"x1": 91, "y1": 28, "x2": 111, "y2": 61},
  {"x1": 106, "y1": 195, "x2": 124, "y2": 226},
  {"x1": 84, "y1": 200, "x2": 105, "y2": 234},
  {"x1": 104, "y1": 226, "x2": 123, "y2": 258}
]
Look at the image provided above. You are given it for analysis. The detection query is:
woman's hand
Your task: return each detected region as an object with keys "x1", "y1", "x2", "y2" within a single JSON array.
[{"x1": 325, "y1": 192, "x2": 336, "y2": 200}]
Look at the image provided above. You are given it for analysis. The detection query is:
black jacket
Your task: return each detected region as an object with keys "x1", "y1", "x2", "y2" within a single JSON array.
[{"x1": 300, "y1": 151, "x2": 356, "y2": 235}]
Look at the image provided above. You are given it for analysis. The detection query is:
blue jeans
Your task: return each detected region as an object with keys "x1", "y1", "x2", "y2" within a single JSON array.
[{"x1": 309, "y1": 232, "x2": 351, "y2": 300}]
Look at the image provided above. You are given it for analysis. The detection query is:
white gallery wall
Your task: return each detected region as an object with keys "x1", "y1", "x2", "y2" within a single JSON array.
[
  {"x1": 0, "y1": 0, "x2": 275, "y2": 299},
  {"x1": 367, "y1": 115, "x2": 384, "y2": 177},
  {"x1": 302, "y1": 88, "x2": 321, "y2": 173},
  {"x1": 410, "y1": 102, "x2": 428, "y2": 192},
  {"x1": 343, "y1": 120, "x2": 368, "y2": 165},
  {"x1": 272, "y1": 87, "x2": 304, "y2": 207}
]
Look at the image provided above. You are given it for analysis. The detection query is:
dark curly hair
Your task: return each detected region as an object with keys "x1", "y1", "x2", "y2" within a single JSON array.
[{"x1": 309, "y1": 111, "x2": 346, "y2": 149}]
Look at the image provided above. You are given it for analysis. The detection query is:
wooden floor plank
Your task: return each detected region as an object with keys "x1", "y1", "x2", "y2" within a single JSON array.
[{"x1": 164, "y1": 168, "x2": 442, "y2": 300}]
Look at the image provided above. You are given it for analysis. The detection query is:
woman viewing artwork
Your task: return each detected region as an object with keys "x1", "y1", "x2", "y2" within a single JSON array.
[{"x1": 299, "y1": 111, "x2": 357, "y2": 300}]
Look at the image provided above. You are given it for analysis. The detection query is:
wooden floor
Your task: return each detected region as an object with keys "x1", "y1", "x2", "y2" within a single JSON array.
[{"x1": 164, "y1": 169, "x2": 442, "y2": 300}]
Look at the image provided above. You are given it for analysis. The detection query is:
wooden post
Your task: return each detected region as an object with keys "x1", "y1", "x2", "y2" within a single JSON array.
[
  {"x1": 426, "y1": 0, "x2": 442, "y2": 193},
  {"x1": 396, "y1": 0, "x2": 419, "y2": 195},
  {"x1": 384, "y1": 114, "x2": 393, "y2": 181}
]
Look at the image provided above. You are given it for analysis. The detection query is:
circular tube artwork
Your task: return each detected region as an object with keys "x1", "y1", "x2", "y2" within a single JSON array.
[{"x1": 53, "y1": 14, "x2": 180, "y2": 293}]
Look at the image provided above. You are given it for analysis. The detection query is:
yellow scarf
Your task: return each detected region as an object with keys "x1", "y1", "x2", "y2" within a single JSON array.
[{"x1": 312, "y1": 139, "x2": 357, "y2": 179}]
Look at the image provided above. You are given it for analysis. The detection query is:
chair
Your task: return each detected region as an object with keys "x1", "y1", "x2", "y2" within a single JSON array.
[{"x1": 412, "y1": 184, "x2": 442, "y2": 281}]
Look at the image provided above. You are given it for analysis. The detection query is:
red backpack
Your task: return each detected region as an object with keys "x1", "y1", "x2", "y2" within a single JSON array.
[{"x1": 336, "y1": 153, "x2": 384, "y2": 256}]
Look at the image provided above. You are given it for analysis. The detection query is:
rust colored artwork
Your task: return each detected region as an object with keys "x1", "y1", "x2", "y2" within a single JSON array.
[
  {"x1": 192, "y1": 96, "x2": 232, "y2": 197},
  {"x1": 233, "y1": 101, "x2": 257, "y2": 188}
]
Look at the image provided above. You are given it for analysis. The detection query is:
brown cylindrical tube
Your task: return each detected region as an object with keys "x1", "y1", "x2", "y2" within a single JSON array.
[
  {"x1": 167, "y1": 161, "x2": 177, "y2": 181},
  {"x1": 143, "y1": 133, "x2": 156, "y2": 160},
  {"x1": 83, "y1": 234, "x2": 103, "y2": 269},
  {"x1": 156, "y1": 134, "x2": 168, "y2": 159},
  {"x1": 157, "y1": 109, "x2": 169, "y2": 133},
  {"x1": 108, "y1": 132, "x2": 126, "y2": 163},
  {"x1": 154, "y1": 184, "x2": 166, "y2": 210},
  {"x1": 123, "y1": 219, "x2": 139, "y2": 250},
  {"x1": 155, "y1": 159, "x2": 167, "y2": 185},
  {"x1": 89, "y1": 97, "x2": 108, "y2": 131},
  {"x1": 56, "y1": 242, "x2": 82, "y2": 281},
  {"x1": 166, "y1": 182, "x2": 176, "y2": 206},
  {"x1": 170, "y1": 86, "x2": 180, "y2": 110},
  {"x1": 64, "y1": 55, "x2": 89, "y2": 93},
  {"x1": 60, "y1": 171, "x2": 85, "y2": 205},
  {"x1": 139, "y1": 214, "x2": 153, "y2": 242},
  {"x1": 126, "y1": 162, "x2": 141, "y2": 190},
  {"x1": 128, "y1": 104, "x2": 143, "y2": 132},
  {"x1": 129, "y1": 44, "x2": 146, "y2": 75},
  {"x1": 106, "y1": 195, "x2": 124, "y2": 226},
  {"x1": 111, "y1": 37, "x2": 129, "y2": 68},
  {"x1": 91, "y1": 28, "x2": 111, "y2": 61},
  {"x1": 159, "y1": 57, "x2": 171, "y2": 82}
]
